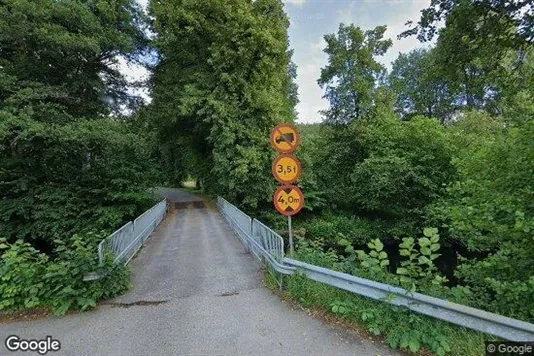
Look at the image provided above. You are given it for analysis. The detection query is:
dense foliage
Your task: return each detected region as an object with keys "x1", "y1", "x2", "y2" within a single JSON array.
[
  {"x1": 318, "y1": 24, "x2": 392, "y2": 123},
  {"x1": 0, "y1": 0, "x2": 157, "y2": 315},
  {"x1": 146, "y1": 0, "x2": 296, "y2": 209},
  {"x1": 0, "y1": 234, "x2": 130, "y2": 315},
  {"x1": 0, "y1": 0, "x2": 532, "y2": 352},
  {"x1": 287, "y1": 12, "x2": 534, "y2": 331},
  {"x1": 277, "y1": 242, "x2": 485, "y2": 356}
]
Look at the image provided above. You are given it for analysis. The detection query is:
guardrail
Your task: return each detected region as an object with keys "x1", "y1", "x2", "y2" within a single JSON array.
[
  {"x1": 283, "y1": 258, "x2": 534, "y2": 342},
  {"x1": 98, "y1": 199, "x2": 167, "y2": 265},
  {"x1": 217, "y1": 196, "x2": 534, "y2": 342},
  {"x1": 217, "y1": 197, "x2": 294, "y2": 287}
]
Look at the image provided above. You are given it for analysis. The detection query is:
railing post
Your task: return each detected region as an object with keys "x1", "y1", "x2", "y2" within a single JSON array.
[
  {"x1": 98, "y1": 242, "x2": 103, "y2": 265},
  {"x1": 249, "y1": 219, "x2": 254, "y2": 253}
]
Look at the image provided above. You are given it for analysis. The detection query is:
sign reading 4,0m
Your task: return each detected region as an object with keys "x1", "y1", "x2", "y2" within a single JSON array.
[{"x1": 273, "y1": 185, "x2": 304, "y2": 216}]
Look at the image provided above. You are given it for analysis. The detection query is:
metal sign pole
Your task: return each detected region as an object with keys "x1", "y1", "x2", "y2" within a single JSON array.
[{"x1": 288, "y1": 215, "x2": 294, "y2": 257}]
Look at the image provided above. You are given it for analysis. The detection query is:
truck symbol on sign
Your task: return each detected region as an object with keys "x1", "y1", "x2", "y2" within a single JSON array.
[{"x1": 276, "y1": 133, "x2": 295, "y2": 144}]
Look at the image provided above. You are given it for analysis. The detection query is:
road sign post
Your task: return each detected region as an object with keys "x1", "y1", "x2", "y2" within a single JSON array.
[
  {"x1": 288, "y1": 216, "x2": 293, "y2": 257},
  {"x1": 270, "y1": 123, "x2": 304, "y2": 258}
]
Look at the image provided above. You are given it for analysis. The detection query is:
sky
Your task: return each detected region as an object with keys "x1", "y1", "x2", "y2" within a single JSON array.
[
  {"x1": 283, "y1": 0, "x2": 432, "y2": 123},
  {"x1": 130, "y1": 0, "x2": 432, "y2": 123}
]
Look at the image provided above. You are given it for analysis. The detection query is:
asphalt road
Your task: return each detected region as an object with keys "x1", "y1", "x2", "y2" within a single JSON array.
[{"x1": 1, "y1": 189, "x2": 397, "y2": 356}]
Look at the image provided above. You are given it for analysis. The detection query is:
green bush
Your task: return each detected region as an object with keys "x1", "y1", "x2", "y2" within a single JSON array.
[
  {"x1": 299, "y1": 213, "x2": 375, "y2": 247},
  {"x1": 315, "y1": 116, "x2": 456, "y2": 219},
  {"x1": 430, "y1": 115, "x2": 534, "y2": 322},
  {"x1": 0, "y1": 116, "x2": 159, "y2": 249},
  {"x1": 295, "y1": 111, "x2": 533, "y2": 324},
  {"x1": 297, "y1": 211, "x2": 418, "y2": 249},
  {"x1": 0, "y1": 234, "x2": 130, "y2": 315},
  {"x1": 0, "y1": 0, "x2": 150, "y2": 316}
]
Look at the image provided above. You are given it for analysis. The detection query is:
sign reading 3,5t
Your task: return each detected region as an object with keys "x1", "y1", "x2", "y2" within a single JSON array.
[
  {"x1": 272, "y1": 154, "x2": 301, "y2": 184},
  {"x1": 270, "y1": 123, "x2": 300, "y2": 153},
  {"x1": 273, "y1": 185, "x2": 304, "y2": 216}
]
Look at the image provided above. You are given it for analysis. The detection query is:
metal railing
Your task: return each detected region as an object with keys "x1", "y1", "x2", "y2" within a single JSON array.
[
  {"x1": 252, "y1": 218, "x2": 284, "y2": 261},
  {"x1": 217, "y1": 196, "x2": 534, "y2": 342},
  {"x1": 217, "y1": 196, "x2": 252, "y2": 247},
  {"x1": 283, "y1": 258, "x2": 534, "y2": 342},
  {"x1": 217, "y1": 197, "x2": 293, "y2": 281},
  {"x1": 98, "y1": 199, "x2": 167, "y2": 265}
]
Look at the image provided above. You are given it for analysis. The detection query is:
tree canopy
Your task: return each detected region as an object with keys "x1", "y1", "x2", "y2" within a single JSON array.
[
  {"x1": 318, "y1": 24, "x2": 392, "y2": 123},
  {"x1": 0, "y1": 0, "x2": 532, "y2": 338},
  {"x1": 147, "y1": 0, "x2": 296, "y2": 209}
]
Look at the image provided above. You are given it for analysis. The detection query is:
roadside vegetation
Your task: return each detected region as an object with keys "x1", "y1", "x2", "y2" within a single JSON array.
[
  {"x1": 0, "y1": 2, "x2": 532, "y2": 354},
  {"x1": 0, "y1": 0, "x2": 161, "y2": 315},
  {"x1": 256, "y1": 2, "x2": 533, "y2": 354},
  {"x1": 266, "y1": 270, "x2": 487, "y2": 356},
  {"x1": 145, "y1": 1, "x2": 532, "y2": 353}
]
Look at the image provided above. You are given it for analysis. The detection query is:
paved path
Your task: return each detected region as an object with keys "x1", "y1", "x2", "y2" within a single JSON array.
[{"x1": 1, "y1": 189, "x2": 397, "y2": 356}]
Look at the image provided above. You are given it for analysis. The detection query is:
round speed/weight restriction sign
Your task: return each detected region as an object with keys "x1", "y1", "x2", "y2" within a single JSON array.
[
  {"x1": 273, "y1": 185, "x2": 304, "y2": 216},
  {"x1": 272, "y1": 154, "x2": 302, "y2": 184},
  {"x1": 270, "y1": 123, "x2": 300, "y2": 153}
]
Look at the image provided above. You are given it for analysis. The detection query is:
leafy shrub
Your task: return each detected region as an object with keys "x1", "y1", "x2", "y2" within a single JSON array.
[
  {"x1": 0, "y1": 0, "x2": 149, "y2": 316},
  {"x1": 431, "y1": 115, "x2": 534, "y2": 322},
  {"x1": 294, "y1": 238, "x2": 344, "y2": 271},
  {"x1": 0, "y1": 234, "x2": 130, "y2": 315},
  {"x1": 315, "y1": 116, "x2": 455, "y2": 219},
  {"x1": 395, "y1": 228, "x2": 448, "y2": 292},
  {"x1": 299, "y1": 212, "x2": 387, "y2": 248},
  {"x1": 0, "y1": 117, "x2": 159, "y2": 249}
]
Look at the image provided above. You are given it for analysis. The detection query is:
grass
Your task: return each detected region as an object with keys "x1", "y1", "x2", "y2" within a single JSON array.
[{"x1": 265, "y1": 270, "x2": 489, "y2": 356}]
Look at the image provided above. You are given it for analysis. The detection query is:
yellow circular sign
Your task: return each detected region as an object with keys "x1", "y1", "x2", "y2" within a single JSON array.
[
  {"x1": 270, "y1": 123, "x2": 300, "y2": 153},
  {"x1": 272, "y1": 154, "x2": 302, "y2": 184},
  {"x1": 273, "y1": 185, "x2": 304, "y2": 216}
]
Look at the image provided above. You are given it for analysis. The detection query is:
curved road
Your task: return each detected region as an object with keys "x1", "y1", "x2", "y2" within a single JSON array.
[{"x1": 1, "y1": 189, "x2": 397, "y2": 356}]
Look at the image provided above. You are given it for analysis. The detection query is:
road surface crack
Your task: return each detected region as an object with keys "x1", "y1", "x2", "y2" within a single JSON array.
[
  {"x1": 102, "y1": 300, "x2": 168, "y2": 308},
  {"x1": 218, "y1": 291, "x2": 239, "y2": 297}
]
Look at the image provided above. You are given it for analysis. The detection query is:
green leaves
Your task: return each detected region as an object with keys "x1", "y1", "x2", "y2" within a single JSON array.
[
  {"x1": 368, "y1": 238, "x2": 384, "y2": 252},
  {"x1": 0, "y1": 0, "x2": 148, "y2": 118},
  {"x1": 396, "y1": 267, "x2": 408, "y2": 275},
  {"x1": 423, "y1": 227, "x2": 438, "y2": 238},
  {"x1": 395, "y1": 228, "x2": 446, "y2": 291},
  {"x1": 390, "y1": 48, "x2": 456, "y2": 122},
  {"x1": 0, "y1": 235, "x2": 131, "y2": 315},
  {"x1": 330, "y1": 300, "x2": 352, "y2": 316},
  {"x1": 356, "y1": 238, "x2": 390, "y2": 275},
  {"x1": 148, "y1": 0, "x2": 295, "y2": 209},
  {"x1": 337, "y1": 238, "x2": 350, "y2": 247},
  {"x1": 398, "y1": 330, "x2": 422, "y2": 353},
  {"x1": 319, "y1": 24, "x2": 392, "y2": 123}
]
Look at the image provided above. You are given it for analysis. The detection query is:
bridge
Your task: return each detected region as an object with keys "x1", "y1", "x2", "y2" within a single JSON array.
[{"x1": 1, "y1": 188, "x2": 395, "y2": 356}]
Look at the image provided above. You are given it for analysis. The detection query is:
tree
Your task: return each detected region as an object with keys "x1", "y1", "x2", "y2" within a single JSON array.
[
  {"x1": 401, "y1": 0, "x2": 533, "y2": 46},
  {"x1": 389, "y1": 48, "x2": 457, "y2": 123},
  {"x1": 401, "y1": 0, "x2": 533, "y2": 115},
  {"x1": 288, "y1": 58, "x2": 300, "y2": 119},
  {"x1": 430, "y1": 113, "x2": 534, "y2": 321},
  {"x1": 0, "y1": 0, "x2": 154, "y2": 247},
  {"x1": 148, "y1": 0, "x2": 296, "y2": 209},
  {"x1": 0, "y1": 0, "x2": 148, "y2": 119},
  {"x1": 318, "y1": 24, "x2": 392, "y2": 123},
  {"x1": 431, "y1": 3, "x2": 505, "y2": 112}
]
